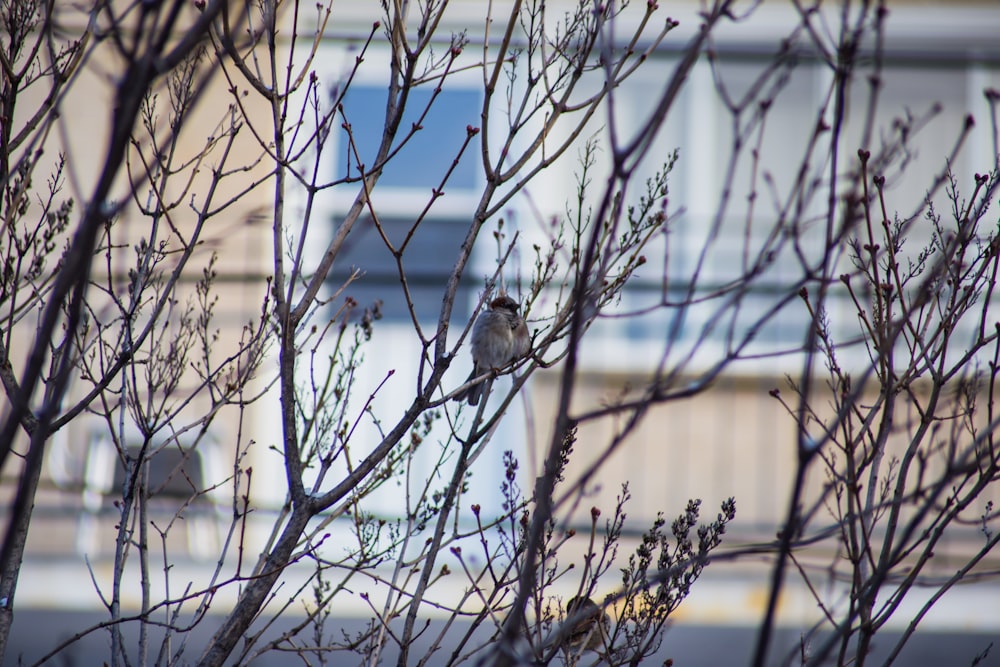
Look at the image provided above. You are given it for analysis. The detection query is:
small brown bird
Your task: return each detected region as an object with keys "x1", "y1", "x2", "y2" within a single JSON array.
[
  {"x1": 454, "y1": 295, "x2": 529, "y2": 406},
  {"x1": 562, "y1": 596, "x2": 610, "y2": 654}
]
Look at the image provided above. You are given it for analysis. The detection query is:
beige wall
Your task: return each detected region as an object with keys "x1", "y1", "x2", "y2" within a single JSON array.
[
  {"x1": 0, "y1": 5, "x2": 276, "y2": 557},
  {"x1": 530, "y1": 369, "x2": 1000, "y2": 574}
]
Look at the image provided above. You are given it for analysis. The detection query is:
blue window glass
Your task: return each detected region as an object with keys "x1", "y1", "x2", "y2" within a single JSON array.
[{"x1": 336, "y1": 86, "x2": 481, "y2": 190}]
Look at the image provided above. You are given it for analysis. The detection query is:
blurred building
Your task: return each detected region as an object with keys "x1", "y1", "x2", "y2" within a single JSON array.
[{"x1": 3, "y1": 0, "x2": 1000, "y2": 648}]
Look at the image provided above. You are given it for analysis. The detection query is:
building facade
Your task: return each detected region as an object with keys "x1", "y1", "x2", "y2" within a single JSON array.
[{"x1": 3, "y1": 0, "x2": 1000, "y2": 643}]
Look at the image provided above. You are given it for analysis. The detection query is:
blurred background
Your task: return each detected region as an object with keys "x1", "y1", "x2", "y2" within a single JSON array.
[{"x1": 4, "y1": 0, "x2": 1000, "y2": 664}]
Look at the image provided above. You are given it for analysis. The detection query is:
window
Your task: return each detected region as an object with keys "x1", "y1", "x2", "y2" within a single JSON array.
[
  {"x1": 571, "y1": 50, "x2": 997, "y2": 374},
  {"x1": 335, "y1": 86, "x2": 481, "y2": 191},
  {"x1": 285, "y1": 53, "x2": 522, "y2": 520},
  {"x1": 327, "y1": 82, "x2": 484, "y2": 325}
]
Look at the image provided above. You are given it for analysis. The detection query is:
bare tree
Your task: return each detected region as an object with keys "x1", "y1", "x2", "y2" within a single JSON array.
[{"x1": 1, "y1": 0, "x2": 998, "y2": 666}]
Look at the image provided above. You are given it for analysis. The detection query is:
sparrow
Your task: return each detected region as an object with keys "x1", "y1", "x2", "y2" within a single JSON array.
[
  {"x1": 454, "y1": 295, "x2": 529, "y2": 406},
  {"x1": 561, "y1": 596, "x2": 610, "y2": 654}
]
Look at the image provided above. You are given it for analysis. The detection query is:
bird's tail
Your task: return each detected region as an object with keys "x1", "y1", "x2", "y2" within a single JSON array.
[{"x1": 453, "y1": 368, "x2": 484, "y2": 405}]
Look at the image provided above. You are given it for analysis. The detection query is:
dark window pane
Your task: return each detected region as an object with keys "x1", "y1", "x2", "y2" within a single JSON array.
[
  {"x1": 328, "y1": 216, "x2": 475, "y2": 323},
  {"x1": 112, "y1": 446, "x2": 204, "y2": 499}
]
